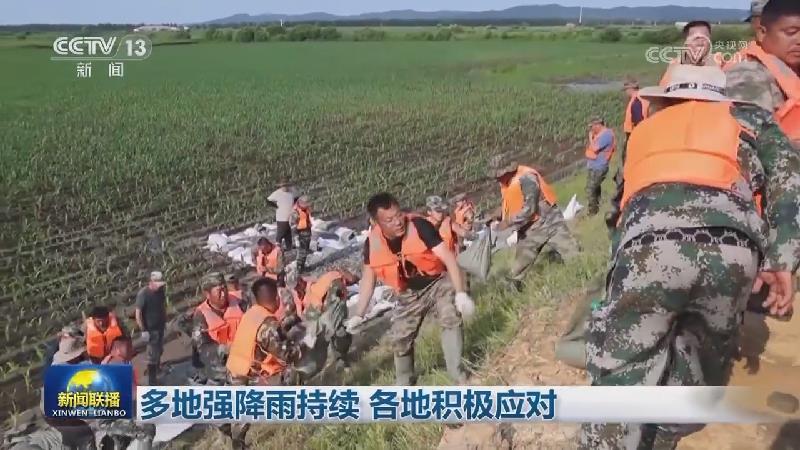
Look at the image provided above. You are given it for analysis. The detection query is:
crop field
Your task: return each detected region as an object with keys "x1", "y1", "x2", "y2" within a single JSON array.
[{"x1": 0, "y1": 38, "x2": 661, "y2": 417}]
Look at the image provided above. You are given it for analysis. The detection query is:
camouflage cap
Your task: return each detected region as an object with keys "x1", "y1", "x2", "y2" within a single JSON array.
[
  {"x1": 201, "y1": 272, "x2": 225, "y2": 290},
  {"x1": 487, "y1": 153, "x2": 519, "y2": 179},
  {"x1": 59, "y1": 325, "x2": 82, "y2": 338},
  {"x1": 296, "y1": 195, "x2": 310, "y2": 207},
  {"x1": 746, "y1": 0, "x2": 768, "y2": 21},
  {"x1": 224, "y1": 273, "x2": 238, "y2": 283},
  {"x1": 426, "y1": 195, "x2": 449, "y2": 213}
]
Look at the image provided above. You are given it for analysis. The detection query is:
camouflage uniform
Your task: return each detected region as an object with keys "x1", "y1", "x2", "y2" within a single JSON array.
[
  {"x1": 585, "y1": 167, "x2": 608, "y2": 215},
  {"x1": 727, "y1": 49, "x2": 800, "y2": 149},
  {"x1": 291, "y1": 202, "x2": 312, "y2": 274},
  {"x1": 507, "y1": 173, "x2": 581, "y2": 282},
  {"x1": 580, "y1": 104, "x2": 800, "y2": 449},
  {"x1": 191, "y1": 273, "x2": 243, "y2": 385},
  {"x1": 294, "y1": 277, "x2": 352, "y2": 378},
  {"x1": 392, "y1": 275, "x2": 466, "y2": 385},
  {"x1": 226, "y1": 303, "x2": 300, "y2": 450}
]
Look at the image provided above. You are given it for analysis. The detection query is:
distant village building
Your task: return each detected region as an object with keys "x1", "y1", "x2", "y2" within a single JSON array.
[
  {"x1": 566, "y1": 23, "x2": 577, "y2": 28},
  {"x1": 133, "y1": 25, "x2": 189, "y2": 32},
  {"x1": 675, "y1": 21, "x2": 689, "y2": 30}
]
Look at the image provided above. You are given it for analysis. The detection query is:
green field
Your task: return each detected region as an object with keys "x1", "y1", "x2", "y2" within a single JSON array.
[{"x1": 0, "y1": 36, "x2": 663, "y2": 416}]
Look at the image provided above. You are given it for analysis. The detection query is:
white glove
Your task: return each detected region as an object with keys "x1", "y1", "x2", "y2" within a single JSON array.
[
  {"x1": 455, "y1": 292, "x2": 475, "y2": 320},
  {"x1": 345, "y1": 315, "x2": 365, "y2": 334},
  {"x1": 506, "y1": 231, "x2": 518, "y2": 246},
  {"x1": 140, "y1": 331, "x2": 150, "y2": 341}
]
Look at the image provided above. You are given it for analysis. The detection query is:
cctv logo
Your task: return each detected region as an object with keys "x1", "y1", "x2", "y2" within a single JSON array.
[{"x1": 53, "y1": 37, "x2": 118, "y2": 58}]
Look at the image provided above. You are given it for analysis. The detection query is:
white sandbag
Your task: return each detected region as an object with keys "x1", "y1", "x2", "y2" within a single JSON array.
[
  {"x1": 334, "y1": 226, "x2": 355, "y2": 242},
  {"x1": 153, "y1": 423, "x2": 194, "y2": 443},
  {"x1": 311, "y1": 218, "x2": 334, "y2": 231},
  {"x1": 457, "y1": 227, "x2": 492, "y2": 280},
  {"x1": 562, "y1": 194, "x2": 583, "y2": 221},
  {"x1": 206, "y1": 233, "x2": 229, "y2": 252},
  {"x1": 241, "y1": 227, "x2": 261, "y2": 237},
  {"x1": 318, "y1": 238, "x2": 347, "y2": 250},
  {"x1": 227, "y1": 247, "x2": 253, "y2": 266}
]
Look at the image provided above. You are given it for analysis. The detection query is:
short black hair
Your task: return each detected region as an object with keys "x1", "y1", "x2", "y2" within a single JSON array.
[
  {"x1": 762, "y1": 0, "x2": 800, "y2": 27},
  {"x1": 682, "y1": 20, "x2": 711, "y2": 36},
  {"x1": 257, "y1": 237, "x2": 269, "y2": 245},
  {"x1": 89, "y1": 306, "x2": 110, "y2": 319},
  {"x1": 251, "y1": 277, "x2": 278, "y2": 299},
  {"x1": 367, "y1": 192, "x2": 400, "y2": 218},
  {"x1": 111, "y1": 335, "x2": 131, "y2": 345}
]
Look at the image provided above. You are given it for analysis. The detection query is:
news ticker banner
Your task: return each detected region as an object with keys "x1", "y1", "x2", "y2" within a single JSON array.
[
  {"x1": 41, "y1": 364, "x2": 779, "y2": 424},
  {"x1": 135, "y1": 385, "x2": 777, "y2": 424}
]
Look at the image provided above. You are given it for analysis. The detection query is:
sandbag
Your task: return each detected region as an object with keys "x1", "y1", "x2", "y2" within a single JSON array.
[{"x1": 457, "y1": 227, "x2": 492, "y2": 280}]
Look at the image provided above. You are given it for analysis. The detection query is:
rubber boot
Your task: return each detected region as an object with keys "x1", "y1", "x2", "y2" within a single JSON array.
[
  {"x1": 394, "y1": 354, "x2": 416, "y2": 386},
  {"x1": 441, "y1": 327, "x2": 467, "y2": 384},
  {"x1": 147, "y1": 365, "x2": 158, "y2": 386}
]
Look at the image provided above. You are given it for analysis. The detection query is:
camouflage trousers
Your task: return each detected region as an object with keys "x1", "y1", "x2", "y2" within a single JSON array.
[
  {"x1": 586, "y1": 167, "x2": 609, "y2": 215},
  {"x1": 509, "y1": 220, "x2": 580, "y2": 281},
  {"x1": 579, "y1": 237, "x2": 759, "y2": 450},
  {"x1": 294, "y1": 298, "x2": 352, "y2": 379},
  {"x1": 391, "y1": 275, "x2": 465, "y2": 384},
  {"x1": 296, "y1": 230, "x2": 312, "y2": 273}
]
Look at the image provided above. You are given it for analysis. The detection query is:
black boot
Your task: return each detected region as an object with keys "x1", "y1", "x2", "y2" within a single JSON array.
[{"x1": 147, "y1": 365, "x2": 158, "y2": 386}]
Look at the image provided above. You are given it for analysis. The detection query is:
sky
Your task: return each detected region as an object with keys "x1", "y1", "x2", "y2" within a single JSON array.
[{"x1": 1, "y1": 1, "x2": 750, "y2": 25}]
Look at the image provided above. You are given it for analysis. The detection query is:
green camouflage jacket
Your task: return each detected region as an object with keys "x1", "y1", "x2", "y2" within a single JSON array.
[{"x1": 612, "y1": 103, "x2": 800, "y2": 272}]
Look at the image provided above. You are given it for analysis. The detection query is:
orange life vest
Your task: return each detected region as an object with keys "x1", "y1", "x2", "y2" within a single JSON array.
[
  {"x1": 255, "y1": 246, "x2": 281, "y2": 279},
  {"x1": 728, "y1": 42, "x2": 800, "y2": 144},
  {"x1": 367, "y1": 218, "x2": 445, "y2": 292},
  {"x1": 195, "y1": 299, "x2": 244, "y2": 345},
  {"x1": 304, "y1": 271, "x2": 345, "y2": 311},
  {"x1": 453, "y1": 201, "x2": 475, "y2": 227},
  {"x1": 226, "y1": 304, "x2": 286, "y2": 378},
  {"x1": 622, "y1": 101, "x2": 758, "y2": 213},
  {"x1": 428, "y1": 215, "x2": 457, "y2": 253},
  {"x1": 500, "y1": 166, "x2": 558, "y2": 223},
  {"x1": 85, "y1": 314, "x2": 124, "y2": 360},
  {"x1": 585, "y1": 127, "x2": 617, "y2": 161},
  {"x1": 624, "y1": 94, "x2": 650, "y2": 133},
  {"x1": 228, "y1": 289, "x2": 243, "y2": 302},
  {"x1": 294, "y1": 205, "x2": 311, "y2": 231}
]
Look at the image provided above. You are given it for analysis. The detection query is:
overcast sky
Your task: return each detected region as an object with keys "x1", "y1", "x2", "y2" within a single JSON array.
[{"x1": 1, "y1": 1, "x2": 749, "y2": 25}]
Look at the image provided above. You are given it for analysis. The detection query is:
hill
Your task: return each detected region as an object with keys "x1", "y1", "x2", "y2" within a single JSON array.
[{"x1": 205, "y1": 4, "x2": 748, "y2": 25}]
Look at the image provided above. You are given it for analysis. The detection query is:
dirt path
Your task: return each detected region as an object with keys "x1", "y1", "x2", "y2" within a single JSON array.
[{"x1": 438, "y1": 291, "x2": 800, "y2": 450}]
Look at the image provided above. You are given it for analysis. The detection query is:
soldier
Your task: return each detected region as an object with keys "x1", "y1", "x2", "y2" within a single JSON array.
[
  {"x1": 134, "y1": 271, "x2": 167, "y2": 386},
  {"x1": 346, "y1": 192, "x2": 474, "y2": 385},
  {"x1": 584, "y1": 117, "x2": 617, "y2": 216},
  {"x1": 291, "y1": 195, "x2": 313, "y2": 274},
  {"x1": 450, "y1": 193, "x2": 477, "y2": 251},
  {"x1": 296, "y1": 268, "x2": 359, "y2": 376},
  {"x1": 226, "y1": 277, "x2": 300, "y2": 450},
  {"x1": 726, "y1": 0, "x2": 800, "y2": 149},
  {"x1": 579, "y1": 66, "x2": 800, "y2": 449},
  {"x1": 190, "y1": 272, "x2": 245, "y2": 385},
  {"x1": 425, "y1": 196, "x2": 458, "y2": 253},
  {"x1": 660, "y1": 20, "x2": 723, "y2": 86},
  {"x1": 488, "y1": 154, "x2": 581, "y2": 291}
]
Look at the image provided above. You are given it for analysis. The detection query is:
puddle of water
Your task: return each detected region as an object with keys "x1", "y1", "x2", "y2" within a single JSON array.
[{"x1": 561, "y1": 81, "x2": 623, "y2": 93}]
